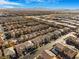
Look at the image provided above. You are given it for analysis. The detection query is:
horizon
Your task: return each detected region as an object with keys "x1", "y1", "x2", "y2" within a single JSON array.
[{"x1": 0, "y1": 0, "x2": 79, "y2": 9}]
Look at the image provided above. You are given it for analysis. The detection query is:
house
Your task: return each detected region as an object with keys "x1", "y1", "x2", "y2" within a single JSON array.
[
  {"x1": 51, "y1": 43, "x2": 77, "y2": 59},
  {"x1": 4, "y1": 47, "x2": 15, "y2": 56},
  {"x1": 39, "y1": 50, "x2": 58, "y2": 59},
  {"x1": 75, "y1": 52, "x2": 79, "y2": 59},
  {"x1": 15, "y1": 43, "x2": 25, "y2": 56}
]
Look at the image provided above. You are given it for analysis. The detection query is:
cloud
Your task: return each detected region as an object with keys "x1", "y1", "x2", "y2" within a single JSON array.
[
  {"x1": 25, "y1": 0, "x2": 52, "y2": 2},
  {"x1": 0, "y1": 0, "x2": 63, "y2": 8},
  {"x1": 0, "y1": 5, "x2": 14, "y2": 8},
  {"x1": 25, "y1": 0, "x2": 62, "y2": 3},
  {"x1": 0, "y1": 0, "x2": 23, "y2": 8},
  {"x1": 29, "y1": 0, "x2": 44, "y2": 2},
  {"x1": 0, "y1": 0, "x2": 21, "y2": 5}
]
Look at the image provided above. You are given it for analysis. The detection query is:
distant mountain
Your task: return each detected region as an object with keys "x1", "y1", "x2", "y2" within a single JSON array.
[{"x1": 0, "y1": 8, "x2": 79, "y2": 12}]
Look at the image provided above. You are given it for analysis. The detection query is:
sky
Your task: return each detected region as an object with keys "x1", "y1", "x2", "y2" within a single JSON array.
[{"x1": 0, "y1": 0, "x2": 79, "y2": 9}]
